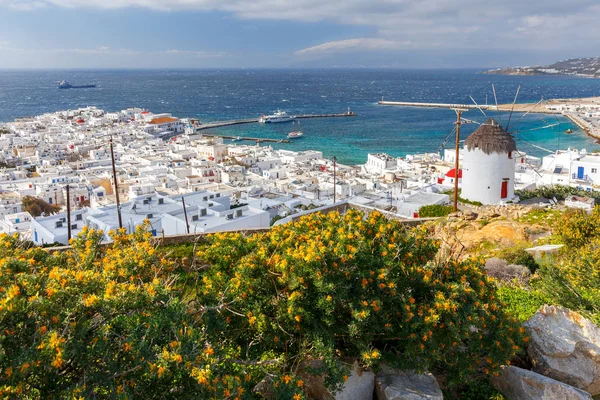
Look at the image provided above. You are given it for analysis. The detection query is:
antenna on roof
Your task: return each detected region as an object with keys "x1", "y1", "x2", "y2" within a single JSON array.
[
  {"x1": 491, "y1": 83, "x2": 503, "y2": 128},
  {"x1": 505, "y1": 84, "x2": 521, "y2": 132}
]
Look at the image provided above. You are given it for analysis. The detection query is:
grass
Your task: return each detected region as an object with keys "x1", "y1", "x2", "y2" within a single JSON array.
[
  {"x1": 515, "y1": 208, "x2": 563, "y2": 227},
  {"x1": 442, "y1": 190, "x2": 483, "y2": 207}
]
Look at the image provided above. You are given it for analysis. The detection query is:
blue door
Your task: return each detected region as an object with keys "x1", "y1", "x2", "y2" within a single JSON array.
[
  {"x1": 34, "y1": 231, "x2": 38, "y2": 243},
  {"x1": 578, "y1": 166, "x2": 585, "y2": 179}
]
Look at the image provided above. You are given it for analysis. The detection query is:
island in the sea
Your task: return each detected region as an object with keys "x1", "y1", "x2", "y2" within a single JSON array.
[{"x1": 485, "y1": 57, "x2": 600, "y2": 78}]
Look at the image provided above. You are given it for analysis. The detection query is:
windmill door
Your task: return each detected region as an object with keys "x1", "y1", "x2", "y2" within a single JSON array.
[{"x1": 501, "y1": 181, "x2": 508, "y2": 199}]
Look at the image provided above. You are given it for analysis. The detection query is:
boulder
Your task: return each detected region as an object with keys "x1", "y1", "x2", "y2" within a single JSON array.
[
  {"x1": 523, "y1": 305, "x2": 600, "y2": 395},
  {"x1": 375, "y1": 371, "x2": 442, "y2": 400},
  {"x1": 264, "y1": 360, "x2": 374, "y2": 400},
  {"x1": 335, "y1": 364, "x2": 375, "y2": 400},
  {"x1": 491, "y1": 366, "x2": 592, "y2": 400}
]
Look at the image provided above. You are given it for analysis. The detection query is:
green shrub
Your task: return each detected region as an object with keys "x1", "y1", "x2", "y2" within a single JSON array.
[
  {"x1": 534, "y1": 237, "x2": 600, "y2": 323},
  {"x1": 496, "y1": 285, "x2": 548, "y2": 323},
  {"x1": 443, "y1": 378, "x2": 506, "y2": 400},
  {"x1": 516, "y1": 185, "x2": 600, "y2": 203},
  {"x1": 196, "y1": 210, "x2": 524, "y2": 393},
  {"x1": 0, "y1": 227, "x2": 237, "y2": 399},
  {"x1": 496, "y1": 247, "x2": 539, "y2": 273},
  {"x1": 419, "y1": 204, "x2": 454, "y2": 218},
  {"x1": 555, "y1": 206, "x2": 600, "y2": 248}
]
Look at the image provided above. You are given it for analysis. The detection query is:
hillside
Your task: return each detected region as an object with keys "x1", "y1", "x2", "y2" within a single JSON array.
[{"x1": 486, "y1": 57, "x2": 600, "y2": 78}]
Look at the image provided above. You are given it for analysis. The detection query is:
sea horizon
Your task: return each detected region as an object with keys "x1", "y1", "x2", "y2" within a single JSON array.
[{"x1": 1, "y1": 68, "x2": 598, "y2": 165}]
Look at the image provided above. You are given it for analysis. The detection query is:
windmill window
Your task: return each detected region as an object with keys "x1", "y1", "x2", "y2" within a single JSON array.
[{"x1": 508, "y1": 152, "x2": 512, "y2": 159}]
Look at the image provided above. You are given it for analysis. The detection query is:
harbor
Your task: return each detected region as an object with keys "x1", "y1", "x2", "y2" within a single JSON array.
[
  {"x1": 379, "y1": 97, "x2": 600, "y2": 140},
  {"x1": 193, "y1": 111, "x2": 356, "y2": 132}
]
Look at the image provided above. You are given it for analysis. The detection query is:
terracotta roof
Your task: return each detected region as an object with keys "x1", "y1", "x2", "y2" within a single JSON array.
[{"x1": 149, "y1": 117, "x2": 179, "y2": 125}]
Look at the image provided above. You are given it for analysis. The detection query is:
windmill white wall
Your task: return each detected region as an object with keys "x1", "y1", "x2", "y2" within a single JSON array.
[{"x1": 462, "y1": 148, "x2": 516, "y2": 205}]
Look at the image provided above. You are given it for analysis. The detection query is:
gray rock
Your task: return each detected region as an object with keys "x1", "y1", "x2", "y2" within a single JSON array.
[
  {"x1": 484, "y1": 258, "x2": 531, "y2": 282},
  {"x1": 375, "y1": 371, "x2": 443, "y2": 400},
  {"x1": 491, "y1": 366, "x2": 592, "y2": 400},
  {"x1": 335, "y1": 364, "x2": 375, "y2": 400},
  {"x1": 523, "y1": 305, "x2": 600, "y2": 395}
]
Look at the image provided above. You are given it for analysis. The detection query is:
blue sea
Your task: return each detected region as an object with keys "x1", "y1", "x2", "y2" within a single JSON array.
[{"x1": 1, "y1": 69, "x2": 599, "y2": 165}]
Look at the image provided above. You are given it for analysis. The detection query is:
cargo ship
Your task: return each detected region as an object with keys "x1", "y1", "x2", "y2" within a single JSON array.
[{"x1": 57, "y1": 80, "x2": 96, "y2": 89}]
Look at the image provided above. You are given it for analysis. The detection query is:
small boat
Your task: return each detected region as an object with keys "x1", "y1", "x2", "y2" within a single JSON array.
[
  {"x1": 287, "y1": 121, "x2": 304, "y2": 139},
  {"x1": 231, "y1": 136, "x2": 242, "y2": 142},
  {"x1": 259, "y1": 110, "x2": 295, "y2": 123},
  {"x1": 565, "y1": 129, "x2": 573, "y2": 134}
]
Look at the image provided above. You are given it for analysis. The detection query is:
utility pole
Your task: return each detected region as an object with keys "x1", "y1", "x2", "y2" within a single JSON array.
[
  {"x1": 110, "y1": 137, "x2": 123, "y2": 229},
  {"x1": 452, "y1": 108, "x2": 468, "y2": 212},
  {"x1": 66, "y1": 184, "x2": 71, "y2": 241},
  {"x1": 333, "y1": 156, "x2": 337, "y2": 203},
  {"x1": 182, "y1": 196, "x2": 190, "y2": 234}
]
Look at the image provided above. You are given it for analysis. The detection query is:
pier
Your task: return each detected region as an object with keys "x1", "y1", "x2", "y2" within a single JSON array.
[
  {"x1": 194, "y1": 112, "x2": 356, "y2": 132},
  {"x1": 377, "y1": 100, "x2": 563, "y2": 115},
  {"x1": 200, "y1": 134, "x2": 290, "y2": 143}
]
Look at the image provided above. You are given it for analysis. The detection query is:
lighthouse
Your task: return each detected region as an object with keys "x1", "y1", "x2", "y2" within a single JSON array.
[{"x1": 461, "y1": 119, "x2": 517, "y2": 205}]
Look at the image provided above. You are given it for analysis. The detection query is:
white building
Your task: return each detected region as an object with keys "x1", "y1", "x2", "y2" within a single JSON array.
[
  {"x1": 366, "y1": 153, "x2": 397, "y2": 174},
  {"x1": 0, "y1": 211, "x2": 33, "y2": 235},
  {"x1": 461, "y1": 119, "x2": 517, "y2": 205},
  {"x1": 30, "y1": 191, "x2": 270, "y2": 245}
]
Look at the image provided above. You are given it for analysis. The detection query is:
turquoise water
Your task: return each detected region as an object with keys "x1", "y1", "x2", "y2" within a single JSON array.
[{"x1": 0, "y1": 69, "x2": 598, "y2": 164}]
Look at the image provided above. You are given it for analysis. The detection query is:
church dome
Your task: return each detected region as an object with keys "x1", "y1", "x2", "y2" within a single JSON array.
[{"x1": 465, "y1": 118, "x2": 517, "y2": 155}]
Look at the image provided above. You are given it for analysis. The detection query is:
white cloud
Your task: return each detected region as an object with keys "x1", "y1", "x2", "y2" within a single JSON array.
[
  {"x1": 295, "y1": 38, "x2": 413, "y2": 56},
  {"x1": 2, "y1": 0, "x2": 600, "y2": 52}
]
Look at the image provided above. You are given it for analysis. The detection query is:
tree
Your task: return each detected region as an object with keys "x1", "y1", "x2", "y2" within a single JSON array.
[{"x1": 21, "y1": 196, "x2": 61, "y2": 217}]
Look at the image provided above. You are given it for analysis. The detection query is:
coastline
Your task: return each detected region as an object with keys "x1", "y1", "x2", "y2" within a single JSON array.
[
  {"x1": 495, "y1": 96, "x2": 600, "y2": 141},
  {"x1": 564, "y1": 113, "x2": 600, "y2": 140}
]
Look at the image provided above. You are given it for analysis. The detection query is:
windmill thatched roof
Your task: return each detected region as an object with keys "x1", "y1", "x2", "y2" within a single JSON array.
[{"x1": 465, "y1": 118, "x2": 517, "y2": 155}]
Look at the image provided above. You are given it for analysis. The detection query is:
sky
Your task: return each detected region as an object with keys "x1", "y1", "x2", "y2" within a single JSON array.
[{"x1": 0, "y1": 0, "x2": 599, "y2": 69}]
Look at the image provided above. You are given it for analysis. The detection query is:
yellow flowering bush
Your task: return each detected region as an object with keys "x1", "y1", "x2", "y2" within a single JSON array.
[
  {"x1": 0, "y1": 211, "x2": 523, "y2": 399},
  {"x1": 0, "y1": 226, "x2": 257, "y2": 399},
  {"x1": 196, "y1": 210, "x2": 523, "y2": 394},
  {"x1": 555, "y1": 206, "x2": 600, "y2": 248}
]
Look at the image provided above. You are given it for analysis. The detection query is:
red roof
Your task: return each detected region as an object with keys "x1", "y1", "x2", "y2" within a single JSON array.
[
  {"x1": 141, "y1": 111, "x2": 150, "y2": 114},
  {"x1": 445, "y1": 168, "x2": 462, "y2": 178},
  {"x1": 149, "y1": 117, "x2": 179, "y2": 125},
  {"x1": 77, "y1": 119, "x2": 85, "y2": 124}
]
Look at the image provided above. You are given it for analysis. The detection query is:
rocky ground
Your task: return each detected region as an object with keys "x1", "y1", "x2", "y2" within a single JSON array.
[{"x1": 429, "y1": 204, "x2": 556, "y2": 260}]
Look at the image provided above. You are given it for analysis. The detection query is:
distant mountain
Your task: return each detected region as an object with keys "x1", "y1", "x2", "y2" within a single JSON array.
[{"x1": 485, "y1": 57, "x2": 600, "y2": 78}]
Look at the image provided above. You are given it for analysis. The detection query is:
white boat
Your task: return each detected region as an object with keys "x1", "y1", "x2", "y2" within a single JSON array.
[
  {"x1": 287, "y1": 121, "x2": 304, "y2": 139},
  {"x1": 259, "y1": 110, "x2": 295, "y2": 123},
  {"x1": 231, "y1": 136, "x2": 242, "y2": 142}
]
